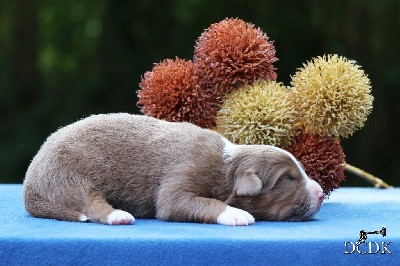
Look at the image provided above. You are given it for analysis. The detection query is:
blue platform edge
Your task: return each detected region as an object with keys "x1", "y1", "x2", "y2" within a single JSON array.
[{"x1": 1, "y1": 184, "x2": 399, "y2": 265}]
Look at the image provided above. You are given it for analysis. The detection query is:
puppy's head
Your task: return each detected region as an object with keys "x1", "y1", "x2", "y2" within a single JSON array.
[{"x1": 224, "y1": 142, "x2": 323, "y2": 221}]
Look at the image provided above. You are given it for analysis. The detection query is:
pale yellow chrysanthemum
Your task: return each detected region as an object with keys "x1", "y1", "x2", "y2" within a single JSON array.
[
  {"x1": 290, "y1": 54, "x2": 373, "y2": 138},
  {"x1": 215, "y1": 80, "x2": 296, "y2": 147}
]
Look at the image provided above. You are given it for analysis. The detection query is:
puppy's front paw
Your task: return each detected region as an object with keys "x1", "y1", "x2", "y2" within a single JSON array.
[
  {"x1": 107, "y1": 210, "x2": 135, "y2": 225},
  {"x1": 217, "y1": 206, "x2": 255, "y2": 226}
]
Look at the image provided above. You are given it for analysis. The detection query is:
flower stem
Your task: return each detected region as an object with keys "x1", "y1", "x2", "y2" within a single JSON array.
[{"x1": 345, "y1": 163, "x2": 393, "y2": 188}]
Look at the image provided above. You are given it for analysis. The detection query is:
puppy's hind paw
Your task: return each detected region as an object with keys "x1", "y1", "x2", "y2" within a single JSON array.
[
  {"x1": 217, "y1": 206, "x2": 255, "y2": 226},
  {"x1": 107, "y1": 210, "x2": 135, "y2": 225}
]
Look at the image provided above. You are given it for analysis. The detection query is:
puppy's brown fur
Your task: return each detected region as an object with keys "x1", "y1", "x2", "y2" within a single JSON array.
[{"x1": 23, "y1": 113, "x2": 320, "y2": 224}]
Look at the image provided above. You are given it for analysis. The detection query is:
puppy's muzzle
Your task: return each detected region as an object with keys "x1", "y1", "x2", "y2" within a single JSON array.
[{"x1": 305, "y1": 179, "x2": 324, "y2": 218}]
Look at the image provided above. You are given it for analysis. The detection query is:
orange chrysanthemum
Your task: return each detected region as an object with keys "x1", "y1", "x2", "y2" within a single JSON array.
[
  {"x1": 137, "y1": 58, "x2": 217, "y2": 128},
  {"x1": 194, "y1": 18, "x2": 277, "y2": 98},
  {"x1": 288, "y1": 132, "x2": 346, "y2": 195}
]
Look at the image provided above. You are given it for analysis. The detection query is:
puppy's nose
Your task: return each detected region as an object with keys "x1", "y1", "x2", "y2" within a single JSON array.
[
  {"x1": 317, "y1": 190, "x2": 324, "y2": 203},
  {"x1": 307, "y1": 179, "x2": 324, "y2": 203},
  {"x1": 303, "y1": 178, "x2": 324, "y2": 218}
]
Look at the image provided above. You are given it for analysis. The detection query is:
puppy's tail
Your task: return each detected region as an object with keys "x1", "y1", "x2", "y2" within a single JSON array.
[{"x1": 23, "y1": 185, "x2": 87, "y2": 222}]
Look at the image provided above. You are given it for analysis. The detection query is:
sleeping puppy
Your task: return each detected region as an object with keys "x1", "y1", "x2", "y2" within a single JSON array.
[{"x1": 23, "y1": 113, "x2": 324, "y2": 226}]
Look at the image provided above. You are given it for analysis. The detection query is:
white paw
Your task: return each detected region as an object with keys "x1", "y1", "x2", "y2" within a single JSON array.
[
  {"x1": 79, "y1": 214, "x2": 88, "y2": 222},
  {"x1": 107, "y1": 210, "x2": 135, "y2": 225},
  {"x1": 217, "y1": 206, "x2": 255, "y2": 226}
]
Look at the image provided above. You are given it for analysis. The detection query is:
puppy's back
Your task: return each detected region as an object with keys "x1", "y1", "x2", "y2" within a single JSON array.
[{"x1": 23, "y1": 113, "x2": 225, "y2": 218}]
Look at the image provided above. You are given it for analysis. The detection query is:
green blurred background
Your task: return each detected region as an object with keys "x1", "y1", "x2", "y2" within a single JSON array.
[{"x1": 1, "y1": 0, "x2": 399, "y2": 186}]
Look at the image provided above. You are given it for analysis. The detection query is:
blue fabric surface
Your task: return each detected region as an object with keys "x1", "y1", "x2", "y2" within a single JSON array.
[{"x1": 0, "y1": 184, "x2": 399, "y2": 265}]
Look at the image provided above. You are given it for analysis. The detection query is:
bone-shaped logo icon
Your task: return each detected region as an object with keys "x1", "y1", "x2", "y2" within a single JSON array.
[{"x1": 356, "y1": 227, "x2": 386, "y2": 245}]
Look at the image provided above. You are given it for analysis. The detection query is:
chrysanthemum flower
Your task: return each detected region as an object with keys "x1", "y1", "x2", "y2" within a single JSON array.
[
  {"x1": 194, "y1": 18, "x2": 277, "y2": 98},
  {"x1": 137, "y1": 58, "x2": 217, "y2": 128},
  {"x1": 290, "y1": 54, "x2": 373, "y2": 138},
  {"x1": 288, "y1": 132, "x2": 346, "y2": 195},
  {"x1": 215, "y1": 80, "x2": 296, "y2": 147}
]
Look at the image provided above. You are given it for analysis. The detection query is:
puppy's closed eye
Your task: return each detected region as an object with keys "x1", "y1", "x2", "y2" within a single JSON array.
[
  {"x1": 286, "y1": 175, "x2": 295, "y2": 181},
  {"x1": 273, "y1": 175, "x2": 295, "y2": 188}
]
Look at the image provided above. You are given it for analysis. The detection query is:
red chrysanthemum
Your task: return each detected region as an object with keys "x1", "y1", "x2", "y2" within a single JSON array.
[
  {"x1": 137, "y1": 58, "x2": 217, "y2": 128},
  {"x1": 288, "y1": 132, "x2": 346, "y2": 195},
  {"x1": 194, "y1": 18, "x2": 277, "y2": 98}
]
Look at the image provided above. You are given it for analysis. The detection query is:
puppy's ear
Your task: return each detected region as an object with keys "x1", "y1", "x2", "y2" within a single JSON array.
[{"x1": 235, "y1": 171, "x2": 262, "y2": 196}]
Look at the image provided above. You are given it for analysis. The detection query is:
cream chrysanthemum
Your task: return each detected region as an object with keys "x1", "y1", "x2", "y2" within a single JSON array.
[
  {"x1": 215, "y1": 80, "x2": 296, "y2": 147},
  {"x1": 290, "y1": 54, "x2": 373, "y2": 138}
]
